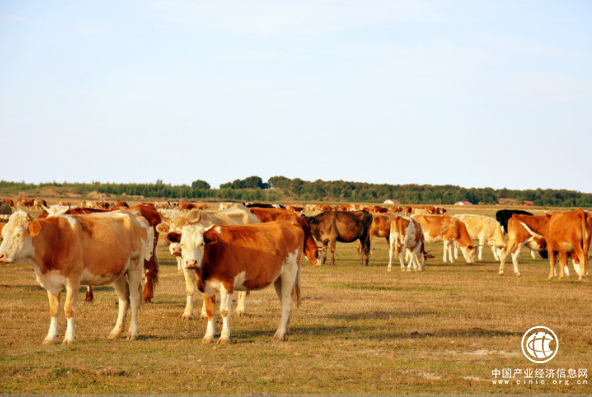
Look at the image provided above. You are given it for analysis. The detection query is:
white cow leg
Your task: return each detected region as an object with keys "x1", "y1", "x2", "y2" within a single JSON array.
[
  {"x1": 202, "y1": 295, "x2": 216, "y2": 343},
  {"x1": 182, "y1": 268, "x2": 197, "y2": 320},
  {"x1": 478, "y1": 244, "x2": 484, "y2": 261},
  {"x1": 127, "y1": 269, "x2": 142, "y2": 341},
  {"x1": 43, "y1": 291, "x2": 61, "y2": 345},
  {"x1": 274, "y1": 265, "x2": 298, "y2": 342},
  {"x1": 62, "y1": 285, "x2": 78, "y2": 345},
  {"x1": 235, "y1": 291, "x2": 247, "y2": 317},
  {"x1": 217, "y1": 286, "x2": 232, "y2": 344},
  {"x1": 109, "y1": 277, "x2": 130, "y2": 339}
]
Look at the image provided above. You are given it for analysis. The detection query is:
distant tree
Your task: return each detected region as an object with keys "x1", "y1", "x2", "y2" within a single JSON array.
[{"x1": 191, "y1": 180, "x2": 211, "y2": 190}]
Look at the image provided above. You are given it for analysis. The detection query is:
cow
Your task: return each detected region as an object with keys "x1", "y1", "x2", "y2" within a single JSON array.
[
  {"x1": 0, "y1": 210, "x2": 153, "y2": 344},
  {"x1": 167, "y1": 220, "x2": 304, "y2": 344},
  {"x1": 388, "y1": 216, "x2": 432, "y2": 272},
  {"x1": 40, "y1": 205, "x2": 162, "y2": 303},
  {"x1": 304, "y1": 210, "x2": 373, "y2": 266},
  {"x1": 496, "y1": 209, "x2": 548, "y2": 259},
  {"x1": 356, "y1": 213, "x2": 392, "y2": 255},
  {"x1": 17, "y1": 198, "x2": 35, "y2": 209},
  {"x1": 498, "y1": 214, "x2": 548, "y2": 276},
  {"x1": 157, "y1": 205, "x2": 259, "y2": 320},
  {"x1": 115, "y1": 201, "x2": 129, "y2": 208},
  {"x1": 0, "y1": 200, "x2": 11, "y2": 215},
  {"x1": 454, "y1": 214, "x2": 506, "y2": 261},
  {"x1": 179, "y1": 203, "x2": 197, "y2": 211},
  {"x1": 248, "y1": 207, "x2": 321, "y2": 266},
  {"x1": 518, "y1": 209, "x2": 592, "y2": 280},
  {"x1": 2, "y1": 198, "x2": 15, "y2": 208},
  {"x1": 244, "y1": 202, "x2": 285, "y2": 209},
  {"x1": 413, "y1": 215, "x2": 476, "y2": 264}
]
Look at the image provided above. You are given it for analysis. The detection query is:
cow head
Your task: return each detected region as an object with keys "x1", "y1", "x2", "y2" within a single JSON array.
[
  {"x1": 170, "y1": 224, "x2": 217, "y2": 269},
  {"x1": 460, "y1": 244, "x2": 476, "y2": 264},
  {"x1": 0, "y1": 211, "x2": 39, "y2": 263}
]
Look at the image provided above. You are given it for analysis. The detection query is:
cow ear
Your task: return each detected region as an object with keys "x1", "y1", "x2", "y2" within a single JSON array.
[
  {"x1": 28, "y1": 220, "x2": 41, "y2": 237},
  {"x1": 203, "y1": 232, "x2": 219, "y2": 245},
  {"x1": 167, "y1": 231, "x2": 182, "y2": 243},
  {"x1": 156, "y1": 223, "x2": 170, "y2": 234}
]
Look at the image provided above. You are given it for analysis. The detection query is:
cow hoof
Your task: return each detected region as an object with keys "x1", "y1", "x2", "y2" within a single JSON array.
[
  {"x1": 235, "y1": 310, "x2": 245, "y2": 317},
  {"x1": 182, "y1": 314, "x2": 193, "y2": 321},
  {"x1": 515, "y1": 273, "x2": 521, "y2": 277},
  {"x1": 42, "y1": 339, "x2": 56, "y2": 345},
  {"x1": 108, "y1": 331, "x2": 122, "y2": 340},
  {"x1": 127, "y1": 334, "x2": 138, "y2": 341},
  {"x1": 62, "y1": 338, "x2": 75, "y2": 345},
  {"x1": 498, "y1": 271, "x2": 504, "y2": 276},
  {"x1": 217, "y1": 338, "x2": 229, "y2": 345},
  {"x1": 202, "y1": 337, "x2": 214, "y2": 344},
  {"x1": 273, "y1": 334, "x2": 286, "y2": 342}
]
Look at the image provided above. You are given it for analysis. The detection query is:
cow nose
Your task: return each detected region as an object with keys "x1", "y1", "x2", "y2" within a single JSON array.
[
  {"x1": 185, "y1": 260, "x2": 197, "y2": 269},
  {"x1": 172, "y1": 247, "x2": 181, "y2": 256}
]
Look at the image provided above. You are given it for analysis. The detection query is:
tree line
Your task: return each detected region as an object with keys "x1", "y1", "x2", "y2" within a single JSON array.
[{"x1": 1, "y1": 177, "x2": 591, "y2": 207}]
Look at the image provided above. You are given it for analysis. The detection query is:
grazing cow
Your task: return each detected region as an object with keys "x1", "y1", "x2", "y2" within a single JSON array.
[
  {"x1": 413, "y1": 215, "x2": 476, "y2": 264},
  {"x1": 519, "y1": 209, "x2": 592, "y2": 280},
  {"x1": 496, "y1": 209, "x2": 533, "y2": 234},
  {"x1": 2, "y1": 198, "x2": 15, "y2": 208},
  {"x1": 0, "y1": 210, "x2": 153, "y2": 344},
  {"x1": 388, "y1": 216, "x2": 432, "y2": 272},
  {"x1": 357, "y1": 213, "x2": 392, "y2": 255},
  {"x1": 244, "y1": 202, "x2": 286, "y2": 209},
  {"x1": 17, "y1": 198, "x2": 35, "y2": 209},
  {"x1": 304, "y1": 210, "x2": 373, "y2": 266},
  {"x1": 168, "y1": 220, "x2": 304, "y2": 343},
  {"x1": 115, "y1": 201, "x2": 129, "y2": 208},
  {"x1": 454, "y1": 214, "x2": 506, "y2": 261},
  {"x1": 498, "y1": 214, "x2": 548, "y2": 276},
  {"x1": 249, "y1": 207, "x2": 320, "y2": 266},
  {"x1": 179, "y1": 203, "x2": 197, "y2": 211},
  {"x1": 42, "y1": 205, "x2": 162, "y2": 303},
  {"x1": 0, "y1": 201, "x2": 11, "y2": 215},
  {"x1": 157, "y1": 205, "x2": 259, "y2": 320}
]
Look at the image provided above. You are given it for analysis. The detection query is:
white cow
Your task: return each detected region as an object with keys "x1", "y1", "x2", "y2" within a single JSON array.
[{"x1": 454, "y1": 214, "x2": 506, "y2": 261}]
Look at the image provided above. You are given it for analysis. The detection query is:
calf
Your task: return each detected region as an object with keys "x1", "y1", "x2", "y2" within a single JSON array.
[
  {"x1": 168, "y1": 220, "x2": 304, "y2": 343},
  {"x1": 0, "y1": 210, "x2": 153, "y2": 344}
]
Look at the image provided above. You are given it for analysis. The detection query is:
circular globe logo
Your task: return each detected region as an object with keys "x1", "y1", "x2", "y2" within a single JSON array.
[{"x1": 521, "y1": 326, "x2": 558, "y2": 363}]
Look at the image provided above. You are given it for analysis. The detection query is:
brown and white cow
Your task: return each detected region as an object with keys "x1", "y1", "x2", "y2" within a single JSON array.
[
  {"x1": 518, "y1": 209, "x2": 592, "y2": 280},
  {"x1": 0, "y1": 210, "x2": 153, "y2": 344},
  {"x1": 17, "y1": 198, "x2": 35, "y2": 209},
  {"x1": 168, "y1": 220, "x2": 304, "y2": 344},
  {"x1": 413, "y1": 215, "x2": 476, "y2": 264},
  {"x1": 356, "y1": 213, "x2": 392, "y2": 255},
  {"x1": 249, "y1": 207, "x2": 321, "y2": 266},
  {"x1": 388, "y1": 216, "x2": 432, "y2": 272},
  {"x1": 454, "y1": 214, "x2": 506, "y2": 261},
  {"x1": 41, "y1": 204, "x2": 162, "y2": 303},
  {"x1": 498, "y1": 214, "x2": 548, "y2": 276},
  {"x1": 304, "y1": 210, "x2": 373, "y2": 266},
  {"x1": 157, "y1": 205, "x2": 259, "y2": 320}
]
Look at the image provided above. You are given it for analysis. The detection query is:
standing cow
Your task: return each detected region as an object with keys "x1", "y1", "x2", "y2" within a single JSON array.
[
  {"x1": 168, "y1": 220, "x2": 304, "y2": 343},
  {"x1": 0, "y1": 210, "x2": 153, "y2": 344},
  {"x1": 388, "y1": 216, "x2": 432, "y2": 272},
  {"x1": 304, "y1": 210, "x2": 373, "y2": 266}
]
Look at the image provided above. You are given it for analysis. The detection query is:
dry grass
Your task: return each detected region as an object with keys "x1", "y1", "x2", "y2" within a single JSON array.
[{"x1": 1, "y1": 207, "x2": 591, "y2": 394}]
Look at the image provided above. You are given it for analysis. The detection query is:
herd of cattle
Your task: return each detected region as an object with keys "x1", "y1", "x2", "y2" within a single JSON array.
[{"x1": 0, "y1": 197, "x2": 590, "y2": 345}]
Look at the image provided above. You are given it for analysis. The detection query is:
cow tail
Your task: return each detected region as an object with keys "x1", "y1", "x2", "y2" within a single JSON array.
[
  {"x1": 582, "y1": 211, "x2": 592, "y2": 259},
  {"x1": 152, "y1": 253, "x2": 160, "y2": 288}
]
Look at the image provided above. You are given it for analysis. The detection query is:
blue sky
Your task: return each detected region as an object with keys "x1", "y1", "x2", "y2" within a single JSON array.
[{"x1": 1, "y1": 1, "x2": 591, "y2": 192}]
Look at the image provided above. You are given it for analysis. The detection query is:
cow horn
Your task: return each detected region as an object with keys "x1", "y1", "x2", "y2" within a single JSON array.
[{"x1": 42, "y1": 205, "x2": 51, "y2": 213}]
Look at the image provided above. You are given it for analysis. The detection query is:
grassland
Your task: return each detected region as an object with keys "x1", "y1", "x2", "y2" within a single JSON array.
[{"x1": 0, "y1": 206, "x2": 591, "y2": 394}]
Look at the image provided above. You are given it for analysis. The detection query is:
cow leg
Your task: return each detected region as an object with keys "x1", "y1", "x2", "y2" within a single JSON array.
[
  {"x1": 217, "y1": 285, "x2": 233, "y2": 344},
  {"x1": 361, "y1": 237, "x2": 371, "y2": 266},
  {"x1": 109, "y1": 277, "x2": 130, "y2": 339},
  {"x1": 127, "y1": 269, "x2": 142, "y2": 341},
  {"x1": 558, "y1": 252, "x2": 569, "y2": 280},
  {"x1": 43, "y1": 290, "x2": 61, "y2": 345},
  {"x1": 491, "y1": 245, "x2": 500, "y2": 261},
  {"x1": 321, "y1": 242, "x2": 329, "y2": 265},
  {"x1": 329, "y1": 239, "x2": 336, "y2": 266},
  {"x1": 142, "y1": 256, "x2": 157, "y2": 303},
  {"x1": 273, "y1": 266, "x2": 298, "y2": 341},
  {"x1": 202, "y1": 295, "x2": 216, "y2": 343},
  {"x1": 62, "y1": 284, "x2": 78, "y2": 344},
  {"x1": 235, "y1": 291, "x2": 247, "y2": 317},
  {"x1": 387, "y1": 239, "x2": 398, "y2": 272},
  {"x1": 182, "y1": 268, "x2": 198, "y2": 320},
  {"x1": 548, "y1": 250, "x2": 557, "y2": 280},
  {"x1": 85, "y1": 286, "x2": 94, "y2": 302},
  {"x1": 478, "y1": 237, "x2": 485, "y2": 261},
  {"x1": 443, "y1": 241, "x2": 454, "y2": 263}
]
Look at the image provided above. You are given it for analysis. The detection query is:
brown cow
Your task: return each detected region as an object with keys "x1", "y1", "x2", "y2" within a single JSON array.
[
  {"x1": 168, "y1": 220, "x2": 304, "y2": 343},
  {"x1": 518, "y1": 209, "x2": 592, "y2": 280},
  {"x1": 0, "y1": 210, "x2": 153, "y2": 344},
  {"x1": 17, "y1": 198, "x2": 35, "y2": 209},
  {"x1": 41, "y1": 205, "x2": 162, "y2": 303},
  {"x1": 499, "y1": 214, "x2": 548, "y2": 276},
  {"x1": 304, "y1": 210, "x2": 373, "y2": 266},
  {"x1": 413, "y1": 215, "x2": 476, "y2": 264},
  {"x1": 249, "y1": 207, "x2": 320, "y2": 266}
]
